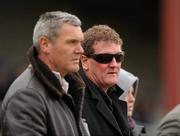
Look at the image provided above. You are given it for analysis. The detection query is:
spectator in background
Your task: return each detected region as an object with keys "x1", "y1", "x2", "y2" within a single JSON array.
[
  {"x1": 0, "y1": 11, "x2": 89, "y2": 136},
  {"x1": 157, "y1": 104, "x2": 180, "y2": 135},
  {"x1": 79, "y1": 24, "x2": 130, "y2": 136},
  {"x1": 118, "y1": 68, "x2": 146, "y2": 136}
]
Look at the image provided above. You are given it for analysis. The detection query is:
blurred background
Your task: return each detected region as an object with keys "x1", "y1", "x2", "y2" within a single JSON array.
[{"x1": 0, "y1": 0, "x2": 180, "y2": 135}]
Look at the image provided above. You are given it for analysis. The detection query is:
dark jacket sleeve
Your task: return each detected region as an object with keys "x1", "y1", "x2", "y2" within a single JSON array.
[{"x1": 1, "y1": 88, "x2": 47, "y2": 136}]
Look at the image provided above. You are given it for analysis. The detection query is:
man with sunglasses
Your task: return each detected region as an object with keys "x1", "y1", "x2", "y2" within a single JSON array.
[{"x1": 79, "y1": 25, "x2": 131, "y2": 136}]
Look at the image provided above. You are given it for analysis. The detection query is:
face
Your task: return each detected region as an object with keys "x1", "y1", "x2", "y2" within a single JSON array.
[
  {"x1": 81, "y1": 40, "x2": 122, "y2": 91},
  {"x1": 125, "y1": 86, "x2": 136, "y2": 117},
  {"x1": 39, "y1": 23, "x2": 84, "y2": 77}
]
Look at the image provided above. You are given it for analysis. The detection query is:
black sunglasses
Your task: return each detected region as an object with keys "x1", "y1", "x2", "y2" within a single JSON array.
[{"x1": 87, "y1": 51, "x2": 125, "y2": 64}]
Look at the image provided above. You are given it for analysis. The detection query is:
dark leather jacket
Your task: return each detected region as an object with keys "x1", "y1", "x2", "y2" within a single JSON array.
[{"x1": 79, "y1": 67, "x2": 131, "y2": 136}]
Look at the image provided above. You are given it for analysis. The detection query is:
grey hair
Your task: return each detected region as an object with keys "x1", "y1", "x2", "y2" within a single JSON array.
[{"x1": 33, "y1": 11, "x2": 81, "y2": 46}]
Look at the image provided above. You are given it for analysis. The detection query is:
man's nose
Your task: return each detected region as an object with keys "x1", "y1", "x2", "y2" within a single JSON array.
[{"x1": 76, "y1": 43, "x2": 84, "y2": 54}]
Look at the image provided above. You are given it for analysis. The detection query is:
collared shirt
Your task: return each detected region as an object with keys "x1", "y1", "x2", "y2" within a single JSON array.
[{"x1": 52, "y1": 71, "x2": 69, "y2": 93}]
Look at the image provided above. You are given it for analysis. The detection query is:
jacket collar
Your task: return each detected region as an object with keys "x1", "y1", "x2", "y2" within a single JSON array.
[
  {"x1": 79, "y1": 67, "x2": 123, "y2": 135},
  {"x1": 27, "y1": 46, "x2": 65, "y2": 98},
  {"x1": 27, "y1": 46, "x2": 85, "y2": 124}
]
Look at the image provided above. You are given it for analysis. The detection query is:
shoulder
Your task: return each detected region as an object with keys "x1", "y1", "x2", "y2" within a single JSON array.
[
  {"x1": 1, "y1": 67, "x2": 48, "y2": 114},
  {"x1": 1, "y1": 87, "x2": 47, "y2": 114},
  {"x1": 157, "y1": 104, "x2": 180, "y2": 135},
  {"x1": 160, "y1": 104, "x2": 180, "y2": 123}
]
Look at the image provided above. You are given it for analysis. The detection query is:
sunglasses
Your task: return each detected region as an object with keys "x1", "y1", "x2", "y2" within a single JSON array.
[{"x1": 87, "y1": 51, "x2": 125, "y2": 64}]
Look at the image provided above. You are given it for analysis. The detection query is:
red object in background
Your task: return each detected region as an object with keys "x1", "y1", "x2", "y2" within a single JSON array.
[{"x1": 161, "y1": 0, "x2": 180, "y2": 112}]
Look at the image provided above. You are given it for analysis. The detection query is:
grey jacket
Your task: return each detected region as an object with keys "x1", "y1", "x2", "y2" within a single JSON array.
[
  {"x1": 157, "y1": 104, "x2": 180, "y2": 136},
  {"x1": 0, "y1": 46, "x2": 89, "y2": 136}
]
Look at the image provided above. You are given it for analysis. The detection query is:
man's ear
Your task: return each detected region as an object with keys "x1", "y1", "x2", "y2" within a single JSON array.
[
  {"x1": 80, "y1": 55, "x2": 89, "y2": 71},
  {"x1": 38, "y1": 36, "x2": 50, "y2": 54}
]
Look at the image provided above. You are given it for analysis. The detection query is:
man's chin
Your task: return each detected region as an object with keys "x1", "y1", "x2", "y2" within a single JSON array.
[
  {"x1": 71, "y1": 65, "x2": 80, "y2": 72},
  {"x1": 107, "y1": 81, "x2": 117, "y2": 87},
  {"x1": 108, "y1": 79, "x2": 118, "y2": 85}
]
